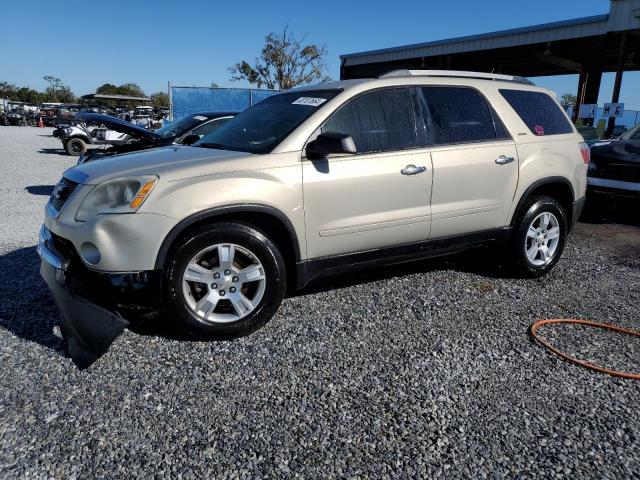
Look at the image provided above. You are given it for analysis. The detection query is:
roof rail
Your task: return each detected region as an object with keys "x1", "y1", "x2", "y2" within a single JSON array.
[{"x1": 378, "y1": 69, "x2": 535, "y2": 85}]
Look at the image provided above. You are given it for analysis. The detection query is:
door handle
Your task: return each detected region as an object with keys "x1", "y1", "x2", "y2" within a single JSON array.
[
  {"x1": 495, "y1": 155, "x2": 515, "y2": 165},
  {"x1": 401, "y1": 164, "x2": 427, "y2": 175}
]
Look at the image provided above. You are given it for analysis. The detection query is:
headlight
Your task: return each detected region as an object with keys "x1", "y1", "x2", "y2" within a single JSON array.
[
  {"x1": 76, "y1": 175, "x2": 157, "y2": 221},
  {"x1": 65, "y1": 127, "x2": 73, "y2": 135}
]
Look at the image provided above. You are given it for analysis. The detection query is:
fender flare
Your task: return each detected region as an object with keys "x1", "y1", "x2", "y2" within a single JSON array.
[
  {"x1": 510, "y1": 176, "x2": 575, "y2": 226},
  {"x1": 154, "y1": 204, "x2": 301, "y2": 270}
]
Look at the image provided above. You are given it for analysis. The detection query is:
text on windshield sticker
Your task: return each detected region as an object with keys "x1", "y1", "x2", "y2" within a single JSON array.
[{"x1": 292, "y1": 97, "x2": 327, "y2": 107}]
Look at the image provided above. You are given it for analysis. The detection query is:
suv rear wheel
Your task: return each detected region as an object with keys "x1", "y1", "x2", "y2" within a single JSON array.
[
  {"x1": 165, "y1": 222, "x2": 287, "y2": 338},
  {"x1": 509, "y1": 196, "x2": 568, "y2": 277}
]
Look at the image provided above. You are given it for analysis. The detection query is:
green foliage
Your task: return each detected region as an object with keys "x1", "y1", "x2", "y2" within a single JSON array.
[
  {"x1": 95, "y1": 83, "x2": 119, "y2": 95},
  {"x1": 0, "y1": 76, "x2": 76, "y2": 104},
  {"x1": 96, "y1": 82, "x2": 146, "y2": 98},
  {"x1": 43, "y1": 75, "x2": 64, "y2": 91},
  {"x1": 560, "y1": 93, "x2": 577, "y2": 109},
  {"x1": 229, "y1": 27, "x2": 329, "y2": 90},
  {"x1": 150, "y1": 91, "x2": 169, "y2": 107}
]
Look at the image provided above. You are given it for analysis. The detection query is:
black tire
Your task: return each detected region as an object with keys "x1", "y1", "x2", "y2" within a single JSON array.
[
  {"x1": 164, "y1": 222, "x2": 287, "y2": 339},
  {"x1": 508, "y1": 195, "x2": 568, "y2": 278},
  {"x1": 65, "y1": 138, "x2": 87, "y2": 156}
]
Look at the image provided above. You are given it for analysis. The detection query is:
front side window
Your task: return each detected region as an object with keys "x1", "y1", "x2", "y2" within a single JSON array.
[
  {"x1": 499, "y1": 89, "x2": 573, "y2": 136},
  {"x1": 420, "y1": 86, "x2": 507, "y2": 145},
  {"x1": 195, "y1": 90, "x2": 341, "y2": 154},
  {"x1": 321, "y1": 88, "x2": 418, "y2": 154}
]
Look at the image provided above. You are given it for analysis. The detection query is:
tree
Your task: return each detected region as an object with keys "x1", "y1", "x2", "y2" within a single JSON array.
[
  {"x1": 210, "y1": 82, "x2": 220, "y2": 88},
  {"x1": 43, "y1": 75, "x2": 64, "y2": 91},
  {"x1": 229, "y1": 27, "x2": 329, "y2": 90},
  {"x1": 119, "y1": 83, "x2": 146, "y2": 98},
  {"x1": 0, "y1": 81, "x2": 17, "y2": 99},
  {"x1": 16, "y1": 86, "x2": 42, "y2": 103},
  {"x1": 150, "y1": 91, "x2": 169, "y2": 107},
  {"x1": 96, "y1": 82, "x2": 146, "y2": 98},
  {"x1": 0, "y1": 78, "x2": 75, "y2": 104},
  {"x1": 560, "y1": 93, "x2": 577, "y2": 109},
  {"x1": 42, "y1": 75, "x2": 76, "y2": 103},
  {"x1": 1, "y1": 82, "x2": 42, "y2": 103},
  {"x1": 96, "y1": 83, "x2": 119, "y2": 95}
]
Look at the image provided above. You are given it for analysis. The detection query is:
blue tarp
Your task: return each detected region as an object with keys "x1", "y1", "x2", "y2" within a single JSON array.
[{"x1": 170, "y1": 86, "x2": 279, "y2": 120}]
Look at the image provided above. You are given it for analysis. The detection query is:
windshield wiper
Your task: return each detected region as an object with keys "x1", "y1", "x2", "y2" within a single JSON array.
[{"x1": 197, "y1": 142, "x2": 228, "y2": 150}]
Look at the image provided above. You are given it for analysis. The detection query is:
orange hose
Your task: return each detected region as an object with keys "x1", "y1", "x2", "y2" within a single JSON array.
[{"x1": 530, "y1": 319, "x2": 640, "y2": 380}]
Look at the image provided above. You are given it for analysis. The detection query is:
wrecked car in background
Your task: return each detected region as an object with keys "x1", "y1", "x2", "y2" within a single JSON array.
[{"x1": 76, "y1": 111, "x2": 236, "y2": 164}]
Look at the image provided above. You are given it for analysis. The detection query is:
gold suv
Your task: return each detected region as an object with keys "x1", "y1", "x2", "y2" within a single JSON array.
[{"x1": 38, "y1": 70, "x2": 589, "y2": 363}]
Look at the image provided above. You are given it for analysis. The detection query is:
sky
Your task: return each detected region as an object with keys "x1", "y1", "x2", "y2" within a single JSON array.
[{"x1": 1, "y1": 0, "x2": 638, "y2": 109}]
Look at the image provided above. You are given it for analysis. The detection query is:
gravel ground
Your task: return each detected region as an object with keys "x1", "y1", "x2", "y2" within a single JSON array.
[{"x1": 1, "y1": 126, "x2": 639, "y2": 479}]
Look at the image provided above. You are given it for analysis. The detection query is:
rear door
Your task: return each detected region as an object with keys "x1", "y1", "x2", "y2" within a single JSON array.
[
  {"x1": 418, "y1": 86, "x2": 519, "y2": 239},
  {"x1": 303, "y1": 87, "x2": 432, "y2": 259}
]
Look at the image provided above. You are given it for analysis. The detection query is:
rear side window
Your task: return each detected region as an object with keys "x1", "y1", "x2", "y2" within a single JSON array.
[
  {"x1": 499, "y1": 89, "x2": 573, "y2": 136},
  {"x1": 420, "y1": 86, "x2": 509, "y2": 145},
  {"x1": 321, "y1": 88, "x2": 417, "y2": 153}
]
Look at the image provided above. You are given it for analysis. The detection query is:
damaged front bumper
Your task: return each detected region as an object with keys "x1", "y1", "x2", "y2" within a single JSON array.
[{"x1": 37, "y1": 225, "x2": 160, "y2": 368}]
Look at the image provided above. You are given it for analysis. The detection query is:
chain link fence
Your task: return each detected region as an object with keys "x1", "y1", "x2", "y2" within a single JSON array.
[{"x1": 169, "y1": 85, "x2": 279, "y2": 120}]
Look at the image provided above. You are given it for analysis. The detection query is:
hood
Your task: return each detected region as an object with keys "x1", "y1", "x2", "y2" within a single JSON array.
[
  {"x1": 590, "y1": 140, "x2": 640, "y2": 165},
  {"x1": 76, "y1": 112, "x2": 160, "y2": 143},
  {"x1": 64, "y1": 145, "x2": 255, "y2": 185}
]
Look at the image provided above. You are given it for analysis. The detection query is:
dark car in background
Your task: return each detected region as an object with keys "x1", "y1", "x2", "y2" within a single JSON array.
[
  {"x1": 588, "y1": 123, "x2": 640, "y2": 198},
  {"x1": 76, "y1": 111, "x2": 237, "y2": 164}
]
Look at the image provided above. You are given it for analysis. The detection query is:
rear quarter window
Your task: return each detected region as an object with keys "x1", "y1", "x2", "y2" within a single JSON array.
[{"x1": 499, "y1": 89, "x2": 574, "y2": 136}]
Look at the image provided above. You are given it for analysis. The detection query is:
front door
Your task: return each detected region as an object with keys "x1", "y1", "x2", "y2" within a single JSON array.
[{"x1": 303, "y1": 87, "x2": 432, "y2": 259}]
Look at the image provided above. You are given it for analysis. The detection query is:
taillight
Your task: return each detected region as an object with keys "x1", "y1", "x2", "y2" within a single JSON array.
[{"x1": 579, "y1": 142, "x2": 590, "y2": 164}]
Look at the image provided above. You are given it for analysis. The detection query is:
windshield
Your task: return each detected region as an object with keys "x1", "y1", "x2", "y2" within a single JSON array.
[
  {"x1": 155, "y1": 115, "x2": 208, "y2": 139},
  {"x1": 195, "y1": 89, "x2": 341, "y2": 154},
  {"x1": 620, "y1": 123, "x2": 640, "y2": 140}
]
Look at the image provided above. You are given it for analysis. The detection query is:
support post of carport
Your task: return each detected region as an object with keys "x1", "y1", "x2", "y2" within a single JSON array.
[
  {"x1": 573, "y1": 64, "x2": 602, "y2": 127},
  {"x1": 605, "y1": 33, "x2": 627, "y2": 139},
  {"x1": 572, "y1": 68, "x2": 587, "y2": 124}
]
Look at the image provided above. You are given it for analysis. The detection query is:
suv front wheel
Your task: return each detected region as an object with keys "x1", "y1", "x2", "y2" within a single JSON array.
[
  {"x1": 509, "y1": 196, "x2": 568, "y2": 277},
  {"x1": 165, "y1": 222, "x2": 287, "y2": 338}
]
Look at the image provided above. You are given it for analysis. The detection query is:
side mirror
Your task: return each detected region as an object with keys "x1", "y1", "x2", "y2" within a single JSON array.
[
  {"x1": 306, "y1": 132, "x2": 356, "y2": 159},
  {"x1": 181, "y1": 134, "x2": 200, "y2": 145}
]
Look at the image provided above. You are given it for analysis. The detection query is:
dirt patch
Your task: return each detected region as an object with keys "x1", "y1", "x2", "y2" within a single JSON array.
[{"x1": 575, "y1": 197, "x2": 640, "y2": 263}]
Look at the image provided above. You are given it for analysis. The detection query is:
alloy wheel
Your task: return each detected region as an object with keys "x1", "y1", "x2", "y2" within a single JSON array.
[
  {"x1": 181, "y1": 243, "x2": 266, "y2": 323},
  {"x1": 524, "y1": 212, "x2": 561, "y2": 266}
]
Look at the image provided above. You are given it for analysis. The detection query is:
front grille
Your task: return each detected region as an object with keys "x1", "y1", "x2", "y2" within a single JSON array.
[{"x1": 48, "y1": 177, "x2": 79, "y2": 215}]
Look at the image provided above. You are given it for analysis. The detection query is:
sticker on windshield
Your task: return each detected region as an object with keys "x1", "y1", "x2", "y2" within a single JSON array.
[
  {"x1": 193, "y1": 115, "x2": 208, "y2": 121},
  {"x1": 292, "y1": 97, "x2": 327, "y2": 107}
]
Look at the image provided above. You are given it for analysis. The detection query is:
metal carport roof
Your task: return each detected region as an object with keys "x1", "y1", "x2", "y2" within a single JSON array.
[{"x1": 340, "y1": 0, "x2": 640, "y2": 78}]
